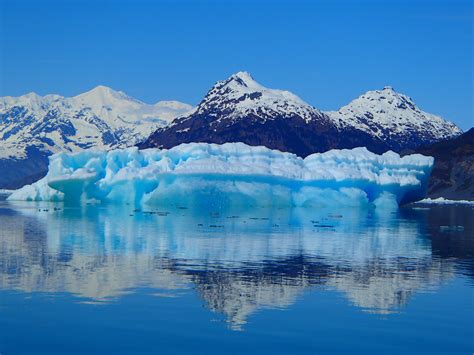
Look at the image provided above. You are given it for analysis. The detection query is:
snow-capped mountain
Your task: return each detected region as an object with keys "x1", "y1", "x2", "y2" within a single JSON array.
[
  {"x1": 0, "y1": 86, "x2": 192, "y2": 188},
  {"x1": 0, "y1": 72, "x2": 463, "y2": 189},
  {"x1": 0, "y1": 85, "x2": 192, "y2": 159},
  {"x1": 141, "y1": 72, "x2": 462, "y2": 156},
  {"x1": 190, "y1": 71, "x2": 328, "y2": 124},
  {"x1": 326, "y1": 86, "x2": 462, "y2": 151},
  {"x1": 141, "y1": 71, "x2": 387, "y2": 156}
]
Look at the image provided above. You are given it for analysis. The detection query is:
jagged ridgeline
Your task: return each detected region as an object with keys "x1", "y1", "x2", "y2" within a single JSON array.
[{"x1": 141, "y1": 72, "x2": 461, "y2": 156}]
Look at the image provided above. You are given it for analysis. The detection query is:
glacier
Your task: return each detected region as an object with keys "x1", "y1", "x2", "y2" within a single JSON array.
[{"x1": 7, "y1": 143, "x2": 434, "y2": 208}]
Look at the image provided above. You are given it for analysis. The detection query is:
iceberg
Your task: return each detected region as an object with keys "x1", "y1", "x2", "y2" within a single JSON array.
[
  {"x1": 415, "y1": 197, "x2": 474, "y2": 205},
  {"x1": 8, "y1": 143, "x2": 434, "y2": 208}
]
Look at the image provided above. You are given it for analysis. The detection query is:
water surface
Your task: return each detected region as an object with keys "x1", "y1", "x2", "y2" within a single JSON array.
[{"x1": 0, "y1": 199, "x2": 473, "y2": 354}]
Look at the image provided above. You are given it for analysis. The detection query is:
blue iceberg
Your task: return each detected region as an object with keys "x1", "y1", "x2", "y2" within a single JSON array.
[{"x1": 8, "y1": 143, "x2": 434, "y2": 208}]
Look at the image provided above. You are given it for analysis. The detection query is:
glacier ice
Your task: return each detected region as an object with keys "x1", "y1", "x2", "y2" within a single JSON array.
[
  {"x1": 416, "y1": 197, "x2": 474, "y2": 205},
  {"x1": 8, "y1": 143, "x2": 434, "y2": 208}
]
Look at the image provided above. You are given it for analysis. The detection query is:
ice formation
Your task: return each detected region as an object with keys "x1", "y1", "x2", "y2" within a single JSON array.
[
  {"x1": 8, "y1": 143, "x2": 434, "y2": 208},
  {"x1": 416, "y1": 197, "x2": 474, "y2": 205}
]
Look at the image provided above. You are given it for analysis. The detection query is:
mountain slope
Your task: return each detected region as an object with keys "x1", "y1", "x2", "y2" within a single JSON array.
[
  {"x1": 413, "y1": 128, "x2": 474, "y2": 200},
  {"x1": 141, "y1": 72, "x2": 461, "y2": 156},
  {"x1": 0, "y1": 87, "x2": 192, "y2": 188},
  {"x1": 326, "y1": 87, "x2": 462, "y2": 151},
  {"x1": 140, "y1": 72, "x2": 389, "y2": 156},
  {"x1": 0, "y1": 86, "x2": 192, "y2": 159}
]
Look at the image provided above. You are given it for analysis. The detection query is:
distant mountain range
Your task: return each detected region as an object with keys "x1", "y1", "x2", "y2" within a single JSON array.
[
  {"x1": 141, "y1": 72, "x2": 462, "y2": 156},
  {"x1": 0, "y1": 85, "x2": 192, "y2": 160},
  {"x1": 0, "y1": 72, "x2": 465, "y2": 191},
  {"x1": 0, "y1": 86, "x2": 192, "y2": 188}
]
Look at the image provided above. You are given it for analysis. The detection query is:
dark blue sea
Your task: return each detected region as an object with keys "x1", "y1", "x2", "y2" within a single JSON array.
[{"x1": 0, "y1": 197, "x2": 473, "y2": 354}]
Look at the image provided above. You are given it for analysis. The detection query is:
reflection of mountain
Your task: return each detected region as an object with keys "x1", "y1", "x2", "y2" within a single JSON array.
[
  {"x1": 0, "y1": 203, "x2": 471, "y2": 329},
  {"x1": 423, "y1": 205, "x2": 474, "y2": 279},
  {"x1": 179, "y1": 255, "x2": 457, "y2": 329},
  {"x1": 329, "y1": 258, "x2": 453, "y2": 314},
  {"x1": 0, "y1": 215, "x2": 187, "y2": 300},
  {"x1": 181, "y1": 256, "x2": 333, "y2": 329}
]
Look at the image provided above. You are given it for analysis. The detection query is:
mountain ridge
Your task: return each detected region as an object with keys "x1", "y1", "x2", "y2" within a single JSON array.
[
  {"x1": 326, "y1": 86, "x2": 462, "y2": 151},
  {"x1": 0, "y1": 86, "x2": 193, "y2": 188},
  {"x1": 0, "y1": 85, "x2": 193, "y2": 159},
  {"x1": 0, "y1": 73, "x2": 465, "y2": 190},
  {"x1": 141, "y1": 72, "x2": 462, "y2": 156}
]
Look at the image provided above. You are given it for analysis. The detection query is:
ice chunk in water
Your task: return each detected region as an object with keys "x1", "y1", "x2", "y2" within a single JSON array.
[{"x1": 8, "y1": 143, "x2": 433, "y2": 208}]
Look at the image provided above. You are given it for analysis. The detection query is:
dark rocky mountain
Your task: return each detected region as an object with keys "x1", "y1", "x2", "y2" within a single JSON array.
[
  {"x1": 141, "y1": 72, "x2": 461, "y2": 157},
  {"x1": 0, "y1": 147, "x2": 49, "y2": 190},
  {"x1": 414, "y1": 128, "x2": 474, "y2": 200}
]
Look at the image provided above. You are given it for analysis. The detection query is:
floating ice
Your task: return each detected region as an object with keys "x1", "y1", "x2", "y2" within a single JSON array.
[
  {"x1": 8, "y1": 143, "x2": 434, "y2": 208},
  {"x1": 416, "y1": 197, "x2": 474, "y2": 205}
]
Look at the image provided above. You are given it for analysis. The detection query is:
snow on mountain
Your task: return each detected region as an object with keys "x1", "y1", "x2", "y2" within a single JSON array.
[
  {"x1": 0, "y1": 73, "x2": 464, "y2": 190},
  {"x1": 326, "y1": 86, "x2": 462, "y2": 150},
  {"x1": 0, "y1": 86, "x2": 192, "y2": 159},
  {"x1": 141, "y1": 72, "x2": 344, "y2": 157},
  {"x1": 144, "y1": 73, "x2": 461, "y2": 156},
  {"x1": 143, "y1": 72, "x2": 462, "y2": 157},
  {"x1": 191, "y1": 71, "x2": 326, "y2": 124}
]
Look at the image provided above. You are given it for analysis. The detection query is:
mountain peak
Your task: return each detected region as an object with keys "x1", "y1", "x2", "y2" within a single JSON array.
[
  {"x1": 14, "y1": 92, "x2": 46, "y2": 106},
  {"x1": 21, "y1": 92, "x2": 42, "y2": 99},
  {"x1": 220, "y1": 71, "x2": 264, "y2": 93},
  {"x1": 79, "y1": 85, "x2": 123, "y2": 98},
  {"x1": 73, "y1": 85, "x2": 144, "y2": 107},
  {"x1": 327, "y1": 87, "x2": 462, "y2": 145},
  {"x1": 91, "y1": 84, "x2": 114, "y2": 92},
  {"x1": 187, "y1": 72, "x2": 323, "y2": 125},
  {"x1": 232, "y1": 70, "x2": 253, "y2": 79},
  {"x1": 229, "y1": 71, "x2": 256, "y2": 85},
  {"x1": 0, "y1": 86, "x2": 193, "y2": 162},
  {"x1": 358, "y1": 87, "x2": 418, "y2": 111}
]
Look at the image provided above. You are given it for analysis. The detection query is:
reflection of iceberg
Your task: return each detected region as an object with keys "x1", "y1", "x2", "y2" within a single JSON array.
[
  {"x1": 0, "y1": 202, "x2": 463, "y2": 329},
  {"x1": 8, "y1": 143, "x2": 433, "y2": 207}
]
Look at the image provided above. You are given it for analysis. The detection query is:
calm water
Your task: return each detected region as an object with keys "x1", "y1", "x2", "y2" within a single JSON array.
[{"x1": 0, "y1": 198, "x2": 473, "y2": 354}]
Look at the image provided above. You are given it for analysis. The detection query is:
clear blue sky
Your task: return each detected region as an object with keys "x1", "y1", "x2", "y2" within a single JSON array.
[{"x1": 0, "y1": 0, "x2": 472, "y2": 129}]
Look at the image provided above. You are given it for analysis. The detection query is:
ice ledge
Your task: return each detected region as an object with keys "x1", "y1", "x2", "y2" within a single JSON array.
[{"x1": 8, "y1": 143, "x2": 434, "y2": 208}]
